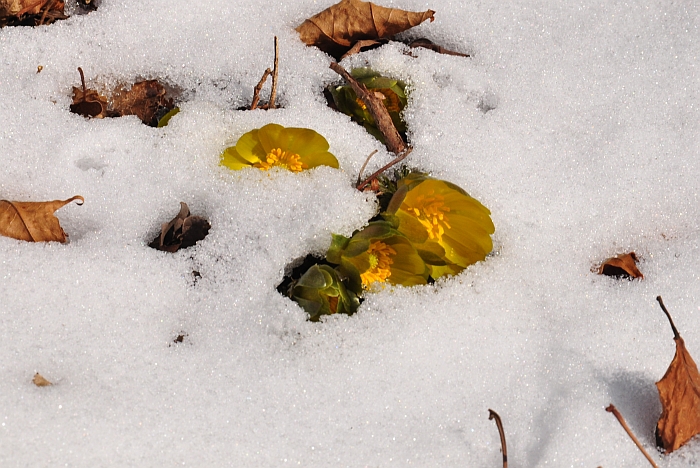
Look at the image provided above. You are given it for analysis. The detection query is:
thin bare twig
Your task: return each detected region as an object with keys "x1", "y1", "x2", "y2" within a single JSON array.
[
  {"x1": 606, "y1": 404, "x2": 659, "y2": 468},
  {"x1": 268, "y1": 36, "x2": 279, "y2": 109},
  {"x1": 329, "y1": 62, "x2": 406, "y2": 155},
  {"x1": 250, "y1": 68, "x2": 272, "y2": 111},
  {"x1": 356, "y1": 150, "x2": 378, "y2": 185},
  {"x1": 357, "y1": 147, "x2": 412, "y2": 191},
  {"x1": 488, "y1": 409, "x2": 508, "y2": 468},
  {"x1": 657, "y1": 296, "x2": 680, "y2": 340}
]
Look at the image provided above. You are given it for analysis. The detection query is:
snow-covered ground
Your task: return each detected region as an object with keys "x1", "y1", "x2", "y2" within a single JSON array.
[{"x1": 1, "y1": 0, "x2": 699, "y2": 466}]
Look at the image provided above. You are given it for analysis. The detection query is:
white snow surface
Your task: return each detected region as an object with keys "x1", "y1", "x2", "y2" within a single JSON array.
[{"x1": 1, "y1": 0, "x2": 699, "y2": 466}]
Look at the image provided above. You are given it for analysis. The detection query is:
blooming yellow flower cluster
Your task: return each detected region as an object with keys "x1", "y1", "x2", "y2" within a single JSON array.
[{"x1": 219, "y1": 123, "x2": 494, "y2": 321}]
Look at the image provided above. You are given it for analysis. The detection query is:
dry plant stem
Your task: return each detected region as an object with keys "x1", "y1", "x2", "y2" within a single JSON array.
[
  {"x1": 250, "y1": 68, "x2": 272, "y2": 110},
  {"x1": 357, "y1": 147, "x2": 412, "y2": 191},
  {"x1": 38, "y1": 0, "x2": 55, "y2": 25},
  {"x1": 78, "y1": 67, "x2": 87, "y2": 94},
  {"x1": 329, "y1": 61, "x2": 407, "y2": 155},
  {"x1": 605, "y1": 404, "x2": 659, "y2": 468},
  {"x1": 17, "y1": 0, "x2": 47, "y2": 16},
  {"x1": 488, "y1": 409, "x2": 508, "y2": 468},
  {"x1": 356, "y1": 150, "x2": 378, "y2": 185},
  {"x1": 657, "y1": 296, "x2": 680, "y2": 339},
  {"x1": 268, "y1": 36, "x2": 279, "y2": 109}
]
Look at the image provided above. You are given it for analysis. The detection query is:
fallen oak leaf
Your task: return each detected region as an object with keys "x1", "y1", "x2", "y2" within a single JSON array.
[
  {"x1": 0, "y1": 195, "x2": 83, "y2": 242},
  {"x1": 598, "y1": 252, "x2": 643, "y2": 279},
  {"x1": 69, "y1": 67, "x2": 107, "y2": 118},
  {"x1": 32, "y1": 372, "x2": 52, "y2": 387},
  {"x1": 296, "y1": 0, "x2": 435, "y2": 59},
  {"x1": 655, "y1": 296, "x2": 700, "y2": 453},
  {"x1": 149, "y1": 202, "x2": 210, "y2": 253}
]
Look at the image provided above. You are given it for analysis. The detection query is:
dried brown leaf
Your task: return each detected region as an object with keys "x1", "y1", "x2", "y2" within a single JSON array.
[
  {"x1": 70, "y1": 67, "x2": 108, "y2": 118},
  {"x1": 32, "y1": 372, "x2": 52, "y2": 386},
  {"x1": 111, "y1": 80, "x2": 174, "y2": 126},
  {"x1": 598, "y1": 252, "x2": 643, "y2": 279},
  {"x1": 656, "y1": 297, "x2": 700, "y2": 453},
  {"x1": 149, "y1": 202, "x2": 210, "y2": 253},
  {"x1": 656, "y1": 336, "x2": 700, "y2": 452},
  {"x1": 0, "y1": 196, "x2": 83, "y2": 242},
  {"x1": 296, "y1": 0, "x2": 435, "y2": 59},
  {"x1": 1, "y1": 0, "x2": 66, "y2": 27}
]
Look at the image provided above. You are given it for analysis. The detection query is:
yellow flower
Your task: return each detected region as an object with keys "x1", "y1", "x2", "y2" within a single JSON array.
[
  {"x1": 326, "y1": 221, "x2": 429, "y2": 291},
  {"x1": 385, "y1": 174, "x2": 495, "y2": 278},
  {"x1": 220, "y1": 123, "x2": 339, "y2": 172},
  {"x1": 360, "y1": 240, "x2": 396, "y2": 287}
]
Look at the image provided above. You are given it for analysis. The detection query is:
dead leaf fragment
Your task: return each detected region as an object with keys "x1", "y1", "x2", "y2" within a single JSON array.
[
  {"x1": 0, "y1": 0, "x2": 67, "y2": 27},
  {"x1": 149, "y1": 202, "x2": 210, "y2": 253},
  {"x1": 32, "y1": 373, "x2": 52, "y2": 386},
  {"x1": 655, "y1": 296, "x2": 700, "y2": 453},
  {"x1": 296, "y1": 0, "x2": 435, "y2": 59},
  {"x1": 111, "y1": 80, "x2": 174, "y2": 126},
  {"x1": 0, "y1": 196, "x2": 83, "y2": 242},
  {"x1": 69, "y1": 68, "x2": 175, "y2": 126},
  {"x1": 70, "y1": 67, "x2": 108, "y2": 118},
  {"x1": 598, "y1": 252, "x2": 643, "y2": 279}
]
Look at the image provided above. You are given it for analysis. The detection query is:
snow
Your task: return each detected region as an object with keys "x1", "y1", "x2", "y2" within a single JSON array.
[{"x1": 1, "y1": 0, "x2": 699, "y2": 466}]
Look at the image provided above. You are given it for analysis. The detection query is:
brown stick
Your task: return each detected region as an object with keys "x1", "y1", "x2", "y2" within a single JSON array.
[
  {"x1": 329, "y1": 62, "x2": 406, "y2": 155},
  {"x1": 488, "y1": 409, "x2": 507, "y2": 468},
  {"x1": 268, "y1": 36, "x2": 279, "y2": 109},
  {"x1": 250, "y1": 68, "x2": 272, "y2": 111},
  {"x1": 657, "y1": 296, "x2": 680, "y2": 340},
  {"x1": 606, "y1": 404, "x2": 659, "y2": 468},
  {"x1": 357, "y1": 147, "x2": 412, "y2": 191}
]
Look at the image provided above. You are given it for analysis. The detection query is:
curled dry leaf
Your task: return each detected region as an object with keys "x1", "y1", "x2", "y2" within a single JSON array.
[
  {"x1": 655, "y1": 297, "x2": 700, "y2": 453},
  {"x1": 598, "y1": 252, "x2": 643, "y2": 279},
  {"x1": 32, "y1": 373, "x2": 52, "y2": 387},
  {"x1": 296, "y1": 0, "x2": 435, "y2": 59},
  {"x1": 149, "y1": 202, "x2": 210, "y2": 253},
  {"x1": 0, "y1": 196, "x2": 83, "y2": 242},
  {"x1": 70, "y1": 67, "x2": 108, "y2": 118}
]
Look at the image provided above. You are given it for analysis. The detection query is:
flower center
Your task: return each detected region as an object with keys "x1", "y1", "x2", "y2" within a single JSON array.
[
  {"x1": 360, "y1": 241, "x2": 396, "y2": 288},
  {"x1": 255, "y1": 148, "x2": 307, "y2": 172},
  {"x1": 404, "y1": 191, "x2": 451, "y2": 241}
]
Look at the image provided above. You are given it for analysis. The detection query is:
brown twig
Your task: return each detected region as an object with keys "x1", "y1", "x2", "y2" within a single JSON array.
[
  {"x1": 329, "y1": 62, "x2": 407, "y2": 155},
  {"x1": 657, "y1": 296, "x2": 680, "y2": 340},
  {"x1": 268, "y1": 36, "x2": 279, "y2": 109},
  {"x1": 606, "y1": 404, "x2": 659, "y2": 468},
  {"x1": 488, "y1": 409, "x2": 508, "y2": 468},
  {"x1": 356, "y1": 150, "x2": 378, "y2": 185},
  {"x1": 250, "y1": 68, "x2": 272, "y2": 111},
  {"x1": 357, "y1": 147, "x2": 412, "y2": 191}
]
